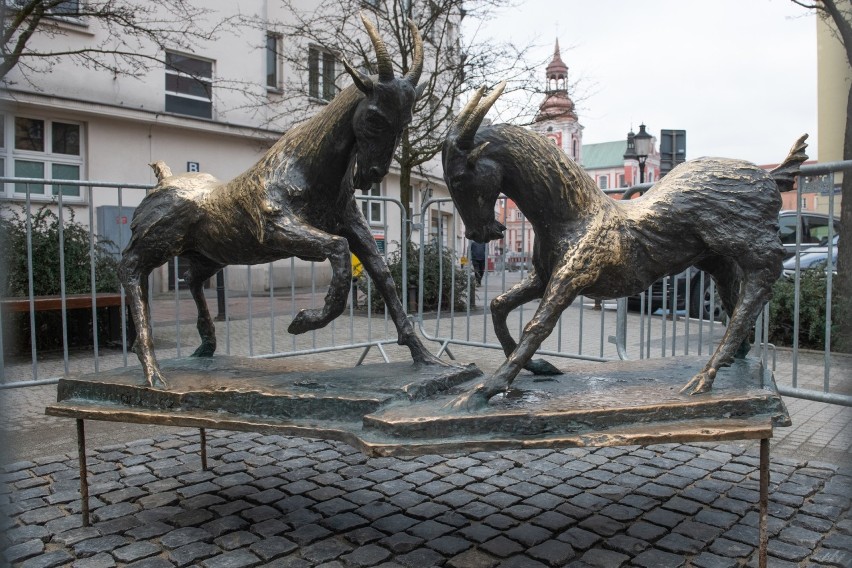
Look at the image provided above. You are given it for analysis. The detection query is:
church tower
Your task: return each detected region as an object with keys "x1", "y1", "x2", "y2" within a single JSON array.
[{"x1": 530, "y1": 39, "x2": 583, "y2": 162}]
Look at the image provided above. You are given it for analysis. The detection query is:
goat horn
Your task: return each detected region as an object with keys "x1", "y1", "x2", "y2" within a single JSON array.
[
  {"x1": 360, "y1": 12, "x2": 394, "y2": 81},
  {"x1": 403, "y1": 19, "x2": 424, "y2": 87},
  {"x1": 451, "y1": 86, "x2": 485, "y2": 142},
  {"x1": 458, "y1": 81, "x2": 506, "y2": 147}
]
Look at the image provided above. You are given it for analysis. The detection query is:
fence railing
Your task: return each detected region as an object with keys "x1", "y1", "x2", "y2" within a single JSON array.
[{"x1": 2, "y1": 163, "x2": 850, "y2": 408}]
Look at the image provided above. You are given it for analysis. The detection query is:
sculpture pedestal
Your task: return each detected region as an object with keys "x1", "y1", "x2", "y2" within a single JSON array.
[
  {"x1": 46, "y1": 355, "x2": 788, "y2": 568},
  {"x1": 46, "y1": 355, "x2": 789, "y2": 455}
]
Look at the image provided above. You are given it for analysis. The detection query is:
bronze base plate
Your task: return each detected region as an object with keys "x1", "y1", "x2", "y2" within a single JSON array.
[{"x1": 46, "y1": 356, "x2": 790, "y2": 457}]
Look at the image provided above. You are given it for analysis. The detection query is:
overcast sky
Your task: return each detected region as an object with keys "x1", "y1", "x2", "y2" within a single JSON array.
[{"x1": 467, "y1": 0, "x2": 818, "y2": 166}]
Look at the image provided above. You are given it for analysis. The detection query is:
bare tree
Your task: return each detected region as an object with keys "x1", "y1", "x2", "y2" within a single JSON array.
[
  {"x1": 1, "y1": 0, "x2": 232, "y2": 83},
  {"x1": 261, "y1": 0, "x2": 557, "y2": 226},
  {"x1": 791, "y1": 0, "x2": 852, "y2": 350}
]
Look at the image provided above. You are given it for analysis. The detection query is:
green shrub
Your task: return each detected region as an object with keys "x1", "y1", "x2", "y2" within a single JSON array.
[
  {"x1": 768, "y1": 269, "x2": 846, "y2": 351},
  {"x1": 1, "y1": 206, "x2": 120, "y2": 297},
  {"x1": 1, "y1": 206, "x2": 123, "y2": 356},
  {"x1": 358, "y1": 241, "x2": 469, "y2": 312}
]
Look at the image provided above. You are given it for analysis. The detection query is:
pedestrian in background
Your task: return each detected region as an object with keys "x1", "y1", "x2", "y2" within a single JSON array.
[{"x1": 470, "y1": 241, "x2": 486, "y2": 287}]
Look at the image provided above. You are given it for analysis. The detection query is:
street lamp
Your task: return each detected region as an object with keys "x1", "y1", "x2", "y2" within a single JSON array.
[{"x1": 633, "y1": 123, "x2": 652, "y2": 183}]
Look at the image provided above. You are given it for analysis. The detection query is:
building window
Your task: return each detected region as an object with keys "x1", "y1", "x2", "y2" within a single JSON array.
[
  {"x1": 309, "y1": 47, "x2": 336, "y2": 101},
  {"x1": 598, "y1": 175, "x2": 608, "y2": 190},
  {"x1": 51, "y1": 0, "x2": 79, "y2": 15},
  {"x1": 618, "y1": 174, "x2": 626, "y2": 188},
  {"x1": 572, "y1": 138, "x2": 578, "y2": 159},
  {"x1": 361, "y1": 182, "x2": 383, "y2": 225},
  {"x1": 801, "y1": 197, "x2": 808, "y2": 211},
  {"x1": 165, "y1": 51, "x2": 213, "y2": 119},
  {"x1": 266, "y1": 33, "x2": 282, "y2": 90},
  {"x1": 2, "y1": 113, "x2": 84, "y2": 199}
]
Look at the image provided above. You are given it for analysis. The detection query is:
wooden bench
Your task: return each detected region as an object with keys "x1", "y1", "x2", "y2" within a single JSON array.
[{"x1": 1, "y1": 292, "x2": 135, "y2": 351}]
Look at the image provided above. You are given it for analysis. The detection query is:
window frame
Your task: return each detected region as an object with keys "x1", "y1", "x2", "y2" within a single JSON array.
[
  {"x1": 2, "y1": 112, "x2": 86, "y2": 202},
  {"x1": 308, "y1": 45, "x2": 337, "y2": 102},
  {"x1": 164, "y1": 50, "x2": 214, "y2": 119},
  {"x1": 266, "y1": 32, "x2": 283, "y2": 92},
  {"x1": 360, "y1": 182, "x2": 384, "y2": 225}
]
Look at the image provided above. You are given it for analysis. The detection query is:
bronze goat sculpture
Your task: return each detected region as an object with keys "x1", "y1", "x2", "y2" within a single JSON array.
[
  {"x1": 442, "y1": 82, "x2": 808, "y2": 410},
  {"x1": 119, "y1": 15, "x2": 442, "y2": 388}
]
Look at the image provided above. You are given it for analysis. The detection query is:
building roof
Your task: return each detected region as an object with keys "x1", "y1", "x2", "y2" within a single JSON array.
[{"x1": 582, "y1": 140, "x2": 627, "y2": 169}]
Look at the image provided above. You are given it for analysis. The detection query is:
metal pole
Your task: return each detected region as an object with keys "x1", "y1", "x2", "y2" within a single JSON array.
[
  {"x1": 200, "y1": 428, "x2": 208, "y2": 470},
  {"x1": 215, "y1": 270, "x2": 226, "y2": 321},
  {"x1": 759, "y1": 438, "x2": 769, "y2": 568},
  {"x1": 77, "y1": 419, "x2": 90, "y2": 527}
]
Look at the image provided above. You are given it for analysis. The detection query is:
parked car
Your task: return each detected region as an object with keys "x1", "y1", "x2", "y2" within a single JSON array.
[
  {"x1": 627, "y1": 211, "x2": 840, "y2": 320},
  {"x1": 781, "y1": 237, "x2": 838, "y2": 279},
  {"x1": 778, "y1": 210, "x2": 840, "y2": 258}
]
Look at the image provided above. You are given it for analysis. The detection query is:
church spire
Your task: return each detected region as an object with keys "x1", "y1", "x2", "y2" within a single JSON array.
[{"x1": 535, "y1": 37, "x2": 576, "y2": 122}]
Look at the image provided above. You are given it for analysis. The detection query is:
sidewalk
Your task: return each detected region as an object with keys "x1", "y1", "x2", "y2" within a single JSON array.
[{"x1": 2, "y1": 307, "x2": 851, "y2": 567}]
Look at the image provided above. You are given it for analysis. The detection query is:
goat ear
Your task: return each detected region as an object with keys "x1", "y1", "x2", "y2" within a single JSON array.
[
  {"x1": 414, "y1": 81, "x2": 428, "y2": 101},
  {"x1": 342, "y1": 57, "x2": 374, "y2": 94},
  {"x1": 467, "y1": 142, "x2": 489, "y2": 168}
]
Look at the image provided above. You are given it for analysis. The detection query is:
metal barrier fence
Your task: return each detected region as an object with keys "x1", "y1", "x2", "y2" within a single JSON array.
[
  {"x1": 0, "y1": 178, "x2": 411, "y2": 387},
  {"x1": 2, "y1": 162, "x2": 851, "y2": 408},
  {"x1": 414, "y1": 161, "x2": 852, "y2": 408}
]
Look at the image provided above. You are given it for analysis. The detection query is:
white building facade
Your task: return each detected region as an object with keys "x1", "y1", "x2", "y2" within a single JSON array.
[{"x1": 1, "y1": 0, "x2": 460, "y2": 293}]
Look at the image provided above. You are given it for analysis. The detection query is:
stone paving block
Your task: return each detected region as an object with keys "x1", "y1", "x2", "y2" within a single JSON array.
[
  {"x1": 344, "y1": 526, "x2": 385, "y2": 546},
  {"x1": 810, "y1": 547, "x2": 852, "y2": 566},
  {"x1": 301, "y1": 537, "x2": 352, "y2": 564},
  {"x1": 125, "y1": 521, "x2": 172, "y2": 540},
  {"x1": 201, "y1": 548, "x2": 261, "y2": 568},
  {"x1": 168, "y1": 542, "x2": 221, "y2": 567},
  {"x1": 338, "y1": 543, "x2": 392, "y2": 567},
  {"x1": 3, "y1": 538, "x2": 45, "y2": 563},
  {"x1": 606, "y1": 533, "x2": 649, "y2": 555},
  {"x1": 72, "y1": 551, "x2": 116, "y2": 568},
  {"x1": 247, "y1": 535, "x2": 297, "y2": 561},
  {"x1": 480, "y1": 535, "x2": 524, "y2": 558},
  {"x1": 6, "y1": 523, "x2": 49, "y2": 545},
  {"x1": 288, "y1": 522, "x2": 331, "y2": 545},
  {"x1": 578, "y1": 514, "x2": 626, "y2": 538},
  {"x1": 19, "y1": 549, "x2": 74, "y2": 568},
  {"x1": 160, "y1": 527, "x2": 213, "y2": 550},
  {"x1": 111, "y1": 541, "x2": 161, "y2": 563},
  {"x1": 322, "y1": 512, "x2": 369, "y2": 532},
  {"x1": 690, "y1": 551, "x2": 738, "y2": 568},
  {"x1": 823, "y1": 532, "x2": 852, "y2": 551},
  {"x1": 579, "y1": 547, "x2": 629, "y2": 567},
  {"x1": 426, "y1": 535, "x2": 472, "y2": 556},
  {"x1": 709, "y1": 536, "x2": 754, "y2": 558},
  {"x1": 630, "y1": 548, "x2": 685, "y2": 568},
  {"x1": 446, "y1": 548, "x2": 499, "y2": 568},
  {"x1": 355, "y1": 501, "x2": 400, "y2": 521},
  {"x1": 556, "y1": 526, "x2": 600, "y2": 551},
  {"x1": 72, "y1": 534, "x2": 129, "y2": 557}
]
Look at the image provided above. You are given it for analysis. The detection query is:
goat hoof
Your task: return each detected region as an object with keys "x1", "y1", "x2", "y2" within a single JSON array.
[
  {"x1": 443, "y1": 384, "x2": 490, "y2": 413},
  {"x1": 524, "y1": 358, "x2": 561, "y2": 375},
  {"x1": 288, "y1": 309, "x2": 322, "y2": 334},
  {"x1": 679, "y1": 368, "x2": 716, "y2": 395},
  {"x1": 190, "y1": 342, "x2": 216, "y2": 357},
  {"x1": 147, "y1": 372, "x2": 168, "y2": 390}
]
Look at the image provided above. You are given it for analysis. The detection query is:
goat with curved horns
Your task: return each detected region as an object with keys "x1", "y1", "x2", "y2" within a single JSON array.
[
  {"x1": 120, "y1": 14, "x2": 441, "y2": 388},
  {"x1": 442, "y1": 81, "x2": 808, "y2": 410}
]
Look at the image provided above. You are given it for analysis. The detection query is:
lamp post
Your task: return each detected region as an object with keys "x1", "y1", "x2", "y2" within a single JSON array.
[{"x1": 633, "y1": 123, "x2": 652, "y2": 183}]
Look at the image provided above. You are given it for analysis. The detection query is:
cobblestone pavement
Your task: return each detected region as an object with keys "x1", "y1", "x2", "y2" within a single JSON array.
[
  {"x1": 2, "y1": 296, "x2": 851, "y2": 567},
  {"x1": 1, "y1": 431, "x2": 851, "y2": 568}
]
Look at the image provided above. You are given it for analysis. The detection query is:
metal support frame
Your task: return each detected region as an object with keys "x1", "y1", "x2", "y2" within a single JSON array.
[
  {"x1": 71, "y1": 414, "x2": 774, "y2": 565},
  {"x1": 760, "y1": 438, "x2": 770, "y2": 568},
  {"x1": 76, "y1": 419, "x2": 89, "y2": 527}
]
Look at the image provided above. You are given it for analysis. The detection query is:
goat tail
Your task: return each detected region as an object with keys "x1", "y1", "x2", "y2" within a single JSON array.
[
  {"x1": 149, "y1": 161, "x2": 173, "y2": 183},
  {"x1": 770, "y1": 134, "x2": 808, "y2": 192}
]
